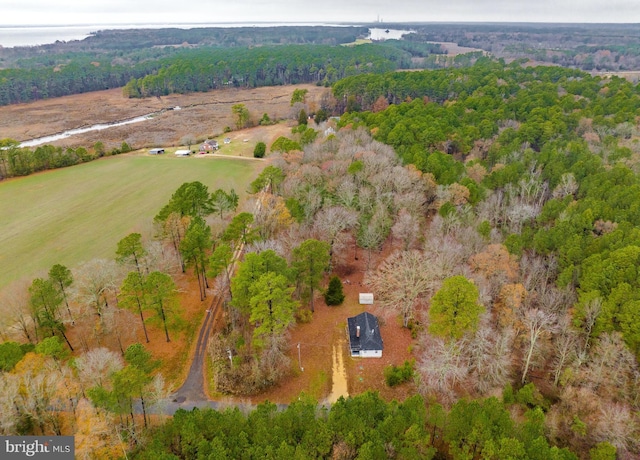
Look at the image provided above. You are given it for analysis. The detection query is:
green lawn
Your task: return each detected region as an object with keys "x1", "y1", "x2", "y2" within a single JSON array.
[{"x1": 0, "y1": 153, "x2": 262, "y2": 291}]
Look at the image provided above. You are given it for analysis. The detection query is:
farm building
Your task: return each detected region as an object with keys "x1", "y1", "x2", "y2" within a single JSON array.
[
  {"x1": 149, "y1": 148, "x2": 165, "y2": 155},
  {"x1": 347, "y1": 312, "x2": 383, "y2": 358},
  {"x1": 199, "y1": 139, "x2": 219, "y2": 153},
  {"x1": 175, "y1": 149, "x2": 191, "y2": 156}
]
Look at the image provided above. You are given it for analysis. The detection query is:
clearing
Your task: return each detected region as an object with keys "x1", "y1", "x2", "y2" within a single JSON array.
[
  {"x1": 0, "y1": 84, "x2": 326, "y2": 151},
  {"x1": 0, "y1": 153, "x2": 261, "y2": 292}
]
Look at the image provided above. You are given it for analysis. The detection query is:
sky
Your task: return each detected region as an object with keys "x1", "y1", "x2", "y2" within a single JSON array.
[{"x1": 1, "y1": 0, "x2": 640, "y2": 26}]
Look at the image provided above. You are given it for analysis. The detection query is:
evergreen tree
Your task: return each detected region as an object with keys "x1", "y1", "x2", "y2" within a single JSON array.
[{"x1": 324, "y1": 275, "x2": 345, "y2": 306}]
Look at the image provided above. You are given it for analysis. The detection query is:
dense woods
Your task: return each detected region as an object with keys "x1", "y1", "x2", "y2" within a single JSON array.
[
  {"x1": 122, "y1": 44, "x2": 411, "y2": 98},
  {"x1": 406, "y1": 22, "x2": 640, "y2": 72},
  {"x1": 4, "y1": 22, "x2": 640, "y2": 107},
  {"x1": 0, "y1": 26, "x2": 413, "y2": 105},
  {"x1": 3, "y1": 22, "x2": 640, "y2": 458},
  {"x1": 132, "y1": 391, "x2": 579, "y2": 460}
]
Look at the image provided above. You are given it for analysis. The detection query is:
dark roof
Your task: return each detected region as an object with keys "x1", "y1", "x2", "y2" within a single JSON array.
[{"x1": 347, "y1": 312, "x2": 383, "y2": 352}]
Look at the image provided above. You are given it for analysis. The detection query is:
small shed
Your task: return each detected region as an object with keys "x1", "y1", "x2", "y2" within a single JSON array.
[
  {"x1": 149, "y1": 148, "x2": 165, "y2": 155},
  {"x1": 359, "y1": 293, "x2": 374, "y2": 305},
  {"x1": 175, "y1": 149, "x2": 191, "y2": 156},
  {"x1": 347, "y1": 312, "x2": 383, "y2": 358}
]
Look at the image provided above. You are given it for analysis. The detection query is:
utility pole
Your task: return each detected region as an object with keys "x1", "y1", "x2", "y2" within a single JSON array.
[{"x1": 297, "y1": 342, "x2": 304, "y2": 372}]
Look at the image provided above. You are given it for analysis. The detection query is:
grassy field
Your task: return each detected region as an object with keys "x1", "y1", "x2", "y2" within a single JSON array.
[{"x1": 0, "y1": 153, "x2": 263, "y2": 291}]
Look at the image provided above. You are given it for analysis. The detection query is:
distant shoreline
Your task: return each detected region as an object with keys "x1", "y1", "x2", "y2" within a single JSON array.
[{"x1": 0, "y1": 22, "x2": 360, "y2": 48}]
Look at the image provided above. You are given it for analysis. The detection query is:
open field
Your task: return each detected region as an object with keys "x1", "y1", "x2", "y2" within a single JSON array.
[
  {"x1": 0, "y1": 83, "x2": 326, "y2": 152},
  {"x1": 0, "y1": 153, "x2": 262, "y2": 291}
]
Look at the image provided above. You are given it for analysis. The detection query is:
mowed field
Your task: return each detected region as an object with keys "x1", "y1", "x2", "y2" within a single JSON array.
[
  {"x1": 0, "y1": 83, "x2": 323, "y2": 292},
  {"x1": 0, "y1": 153, "x2": 263, "y2": 291}
]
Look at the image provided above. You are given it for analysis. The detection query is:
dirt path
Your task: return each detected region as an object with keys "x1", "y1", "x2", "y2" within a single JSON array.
[{"x1": 326, "y1": 339, "x2": 349, "y2": 404}]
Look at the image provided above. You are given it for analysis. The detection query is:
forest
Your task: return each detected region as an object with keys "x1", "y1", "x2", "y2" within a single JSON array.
[
  {"x1": 404, "y1": 22, "x2": 640, "y2": 71},
  {"x1": 2, "y1": 30, "x2": 640, "y2": 458},
  {"x1": 5, "y1": 21, "x2": 639, "y2": 107},
  {"x1": 0, "y1": 26, "x2": 422, "y2": 105}
]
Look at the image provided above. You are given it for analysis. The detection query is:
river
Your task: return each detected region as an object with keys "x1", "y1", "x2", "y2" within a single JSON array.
[{"x1": 18, "y1": 112, "x2": 159, "y2": 148}]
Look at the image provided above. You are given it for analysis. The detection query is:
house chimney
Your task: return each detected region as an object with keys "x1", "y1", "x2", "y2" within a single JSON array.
[{"x1": 356, "y1": 325, "x2": 360, "y2": 338}]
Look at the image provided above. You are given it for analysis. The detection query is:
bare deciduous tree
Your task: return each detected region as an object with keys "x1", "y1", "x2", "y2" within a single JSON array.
[
  {"x1": 366, "y1": 250, "x2": 433, "y2": 327},
  {"x1": 577, "y1": 296, "x2": 602, "y2": 359},
  {"x1": 73, "y1": 259, "x2": 122, "y2": 322},
  {"x1": 1, "y1": 281, "x2": 35, "y2": 343},
  {"x1": 520, "y1": 308, "x2": 558, "y2": 384},
  {"x1": 423, "y1": 233, "x2": 466, "y2": 281},
  {"x1": 580, "y1": 332, "x2": 638, "y2": 402},
  {"x1": 357, "y1": 205, "x2": 391, "y2": 270},
  {"x1": 75, "y1": 347, "x2": 125, "y2": 390},
  {"x1": 552, "y1": 173, "x2": 578, "y2": 199},
  {"x1": 466, "y1": 321, "x2": 514, "y2": 394},
  {"x1": 312, "y1": 206, "x2": 358, "y2": 264},
  {"x1": 593, "y1": 403, "x2": 638, "y2": 455},
  {"x1": 391, "y1": 209, "x2": 421, "y2": 250},
  {"x1": 333, "y1": 178, "x2": 358, "y2": 209},
  {"x1": 552, "y1": 316, "x2": 579, "y2": 386},
  {"x1": 0, "y1": 372, "x2": 21, "y2": 434},
  {"x1": 418, "y1": 336, "x2": 469, "y2": 404}
]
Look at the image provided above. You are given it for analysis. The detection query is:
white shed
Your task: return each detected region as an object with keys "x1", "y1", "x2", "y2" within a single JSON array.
[
  {"x1": 175, "y1": 149, "x2": 191, "y2": 156},
  {"x1": 359, "y1": 293, "x2": 374, "y2": 305}
]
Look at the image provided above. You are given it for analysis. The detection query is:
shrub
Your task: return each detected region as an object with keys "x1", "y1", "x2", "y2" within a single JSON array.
[
  {"x1": 296, "y1": 308, "x2": 313, "y2": 324},
  {"x1": 384, "y1": 360, "x2": 414, "y2": 387},
  {"x1": 515, "y1": 382, "x2": 548, "y2": 409},
  {"x1": 324, "y1": 275, "x2": 345, "y2": 306},
  {"x1": 271, "y1": 136, "x2": 301, "y2": 153},
  {"x1": 502, "y1": 383, "x2": 515, "y2": 405},
  {"x1": 259, "y1": 113, "x2": 273, "y2": 126},
  {"x1": 253, "y1": 142, "x2": 266, "y2": 158}
]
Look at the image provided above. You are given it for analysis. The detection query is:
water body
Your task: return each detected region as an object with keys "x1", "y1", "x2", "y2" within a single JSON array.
[
  {"x1": 0, "y1": 23, "x2": 358, "y2": 48},
  {"x1": 368, "y1": 27, "x2": 415, "y2": 40},
  {"x1": 19, "y1": 113, "x2": 157, "y2": 148}
]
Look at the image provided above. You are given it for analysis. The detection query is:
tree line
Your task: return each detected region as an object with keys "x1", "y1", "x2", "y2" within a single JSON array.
[
  {"x1": 0, "y1": 139, "x2": 131, "y2": 180},
  {"x1": 132, "y1": 390, "x2": 584, "y2": 459},
  {"x1": 0, "y1": 40, "x2": 414, "y2": 106},
  {"x1": 122, "y1": 44, "x2": 412, "y2": 98}
]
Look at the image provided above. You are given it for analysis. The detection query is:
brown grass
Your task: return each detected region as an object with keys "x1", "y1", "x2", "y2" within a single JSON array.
[{"x1": 0, "y1": 84, "x2": 327, "y2": 151}]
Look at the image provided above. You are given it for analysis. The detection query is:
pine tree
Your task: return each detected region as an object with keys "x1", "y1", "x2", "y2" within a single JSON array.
[{"x1": 324, "y1": 275, "x2": 345, "y2": 306}]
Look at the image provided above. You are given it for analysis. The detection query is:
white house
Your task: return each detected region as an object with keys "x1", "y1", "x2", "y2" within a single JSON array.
[
  {"x1": 347, "y1": 312, "x2": 383, "y2": 358},
  {"x1": 175, "y1": 149, "x2": 191, "y2": 156}
]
